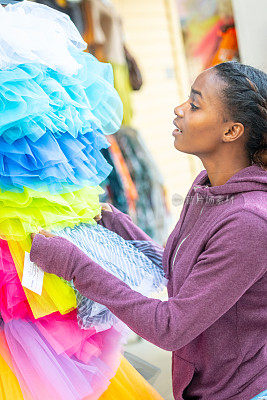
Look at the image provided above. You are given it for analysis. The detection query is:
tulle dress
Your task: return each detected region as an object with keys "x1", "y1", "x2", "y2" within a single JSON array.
[{"x1": 0, "y1": 2, "x2": 164, "y2": 399}]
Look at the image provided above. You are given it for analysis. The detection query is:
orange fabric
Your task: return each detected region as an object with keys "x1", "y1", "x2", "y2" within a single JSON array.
[
  {"x1": 209, "y1": 27, "x2": 238, "y2": 67},
  {"x1": 81, "y1": 0, "x2": 105, "y2": 60}
]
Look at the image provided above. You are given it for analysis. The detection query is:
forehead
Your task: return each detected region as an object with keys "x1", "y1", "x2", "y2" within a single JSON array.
[{"x1": 192, "y1": 69, "x2": 225, "y2": 105}]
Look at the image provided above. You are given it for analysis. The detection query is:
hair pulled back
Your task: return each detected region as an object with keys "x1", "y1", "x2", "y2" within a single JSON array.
[{"x1": 214, "y1": 61, "x2": 267, "y2": 168}]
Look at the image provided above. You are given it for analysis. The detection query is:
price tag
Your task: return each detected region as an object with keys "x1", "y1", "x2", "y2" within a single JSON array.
[{"x1": 22, "y1": 252, "x2": 44, "y2": 296}]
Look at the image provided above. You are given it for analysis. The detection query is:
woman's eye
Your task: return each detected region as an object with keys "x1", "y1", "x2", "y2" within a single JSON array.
[{"x1": 190, "y1": 102, "x2": 199, "y2": 111}]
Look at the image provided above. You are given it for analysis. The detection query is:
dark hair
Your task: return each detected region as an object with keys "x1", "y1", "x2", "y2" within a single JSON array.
[{"x1": 214, "y1": 61, "x2": 267, "y2": 168}]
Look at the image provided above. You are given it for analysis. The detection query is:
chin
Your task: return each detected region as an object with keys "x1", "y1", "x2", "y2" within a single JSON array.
[{"x1": 173, "y1": 139, "x2": 193, "y2": 155}]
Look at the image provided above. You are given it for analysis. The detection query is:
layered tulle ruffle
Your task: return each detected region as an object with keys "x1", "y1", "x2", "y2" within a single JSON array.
[
  {"x1": 0, "y1": 2, "x2": 86, "y2": 74},
  {"x1": 0, "y1": 129, "x2": 111, "y2": 193},
  {"x1": 0, "y1": 186, "x2": 102, "y2": 241},
  {"x1": 0, "y1": 57, "x2": 122, "y2": 144},
  {"x1": 0, "y1": 329, "x2": 163, "y2": 400},
  {"x1": 0, "y1": 333, "x2": 26, "y2": 400},
  {"x1": 1, "y1": 316, "x2": 123, "y2": 400}
]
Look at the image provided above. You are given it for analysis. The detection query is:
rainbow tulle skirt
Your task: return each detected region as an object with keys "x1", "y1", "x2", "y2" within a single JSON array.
[{"x1": 0, "y1": 2, "x2": 163, "y2": 398}]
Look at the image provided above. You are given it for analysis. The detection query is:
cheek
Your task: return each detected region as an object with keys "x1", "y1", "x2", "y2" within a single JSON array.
[
  {"x1": 174, "y1": 113, "x2": 221, "y2": 154},
  {"x1": 187, "y1": 113, "x2": 213, "y2": 134}
]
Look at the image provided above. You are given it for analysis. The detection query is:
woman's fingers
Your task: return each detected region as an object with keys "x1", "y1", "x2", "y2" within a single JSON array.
[
  {"x1": 31, "y1": 232, "x2": 37, "y2": 241},
  {"x1": 38, "y1": 229, "x2": 56, "y2": 238},
  {"x1": 94, "y1": 203, "x2": 113, "y2": 222},
  {"x1": 94, "y1": 213, "x2": 102, "y2": 222},
  {"x1": 31, "y1": 229, "x2": 56, "y2": 241},
  {"x1": 100, "y1": 203, "x2": 112, "y2": 212}
]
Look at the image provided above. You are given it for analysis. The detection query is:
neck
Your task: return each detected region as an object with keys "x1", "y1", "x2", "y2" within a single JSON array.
[{"x1": 200, "y1": 155, "x2": 251, "y2": 187}]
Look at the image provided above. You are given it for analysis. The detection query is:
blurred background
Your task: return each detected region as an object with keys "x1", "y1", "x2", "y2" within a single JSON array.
[{"x1": 30, "y1": 0, "x2": 267, "y2": 397}]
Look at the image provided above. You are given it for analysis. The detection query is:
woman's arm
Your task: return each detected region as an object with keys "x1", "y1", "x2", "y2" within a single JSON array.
[
  {"x1": 98, "y1": 203, "x2": 156, "y2": 242},
  {"x1": 30, "y1": 210, "x2": 266, "y2": 352}
]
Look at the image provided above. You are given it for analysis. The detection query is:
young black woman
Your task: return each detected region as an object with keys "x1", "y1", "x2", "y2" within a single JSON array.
[{"x1": 31, "y1": 62, "x2": 267, "y2": 400}]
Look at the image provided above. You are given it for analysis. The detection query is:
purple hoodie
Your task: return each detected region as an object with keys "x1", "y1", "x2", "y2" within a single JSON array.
[{"x1": 30, "y1": 165, "x2": 267, "y2": 400}]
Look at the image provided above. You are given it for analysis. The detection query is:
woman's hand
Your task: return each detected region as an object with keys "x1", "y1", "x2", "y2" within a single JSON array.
[
  {"x1": 30, "y1": 230, "x2": 75, "y2": 281},
  {"x1": 94, "y1": 203, "x2": 112, "y2": 222},
  {"x1": 31, "y1": 229, "x2": 56, "y2": 241}
]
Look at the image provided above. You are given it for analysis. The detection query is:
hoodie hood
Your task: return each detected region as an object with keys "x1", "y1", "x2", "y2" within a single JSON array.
[{"x1": 193, "y1": 165, "x2": 267, "y2": 199}]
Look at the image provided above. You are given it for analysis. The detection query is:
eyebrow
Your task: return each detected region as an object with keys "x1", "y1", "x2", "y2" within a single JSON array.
[{"x1": 191, "y1": 88, "x2": 203, "y2": 98}]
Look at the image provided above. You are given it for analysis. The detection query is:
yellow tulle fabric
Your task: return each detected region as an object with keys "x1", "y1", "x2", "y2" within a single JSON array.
[
  {"x1": 99, "y1": 357, "x2": 164, "y2": 400},
  {"x1": 0, "y1": 354, "x2": 25, "y2": 400},
  {"x1": 0, "y1": 186, "x2": 103, "y2": 242},
  {"x1": 0, "y1": 331, "x2": 32, "y2": 400}
]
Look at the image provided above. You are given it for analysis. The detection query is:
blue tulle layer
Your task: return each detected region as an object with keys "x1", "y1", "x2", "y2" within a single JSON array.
[
  {"x1": 0, "y1": 128, "x2": 112, "y2": 193},
  {"x1": 0, "y1": 51, "x2": 123, "y2": 144}
]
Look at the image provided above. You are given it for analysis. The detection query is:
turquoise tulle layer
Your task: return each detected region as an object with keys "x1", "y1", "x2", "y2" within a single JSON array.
[
  {"x1": 0, "y1": 51, "x2": 123, "y2": 144},
  {"x1": 0, "y1": 128, "x2": 112, "y2": 193}
]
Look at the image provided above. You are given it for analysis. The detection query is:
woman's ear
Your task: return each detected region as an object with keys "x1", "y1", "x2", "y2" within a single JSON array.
[{"x1": 222, "y1": 123, "x2": 245, "y2": 143}]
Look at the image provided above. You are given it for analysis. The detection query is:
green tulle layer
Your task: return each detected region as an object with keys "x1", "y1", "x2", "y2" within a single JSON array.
[{"x1": 0, "y1": 186, "x2": 103, "y2": 241}]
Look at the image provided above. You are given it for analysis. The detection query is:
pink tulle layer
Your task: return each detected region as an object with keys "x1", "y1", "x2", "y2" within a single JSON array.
[{"x1": 0, "y1": 239, "x2": 34, "y2": 322}]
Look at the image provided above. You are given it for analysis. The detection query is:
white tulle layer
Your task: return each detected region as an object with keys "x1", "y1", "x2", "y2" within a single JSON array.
[{"x1": 0, "y1": 1, "x2": 87, "y2": 74}]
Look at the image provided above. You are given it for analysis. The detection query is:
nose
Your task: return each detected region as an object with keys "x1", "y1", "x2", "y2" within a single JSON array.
[{"x1": 174, "y1": 104, "x2": 185, "y2": 118}]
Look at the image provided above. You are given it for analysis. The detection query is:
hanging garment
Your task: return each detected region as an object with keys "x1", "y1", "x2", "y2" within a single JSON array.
[
  {"x1": 81, "y1": 0, "x2": 105, "y2": 59},
  {"x1": 100, "y1": 148, "x2": 129, "y2": 214},
  {"x1": 208, "y1": 25, "x2": 238, "y2": 67},
  {"x1": 112, "y1": 63, "x2": 133, "y2": 126},
  {"x1": 108, "y1": 135, "x2": 138, "y2": 213},
  {"x1": 80, "y1": 0, "x2": 134, "y2": 125},
  {"x1": 83, "y1": 0, "x2": 125, "y2": 64},
  {"x1": 193, "y1": 18, "x2": 225, "y2": 67},
  {"x1": 115, "y1": 128, "x2": 170, "y2": 244},
  {"x1": 124, "y1": 45, "x2": 143, "y2": 91}
]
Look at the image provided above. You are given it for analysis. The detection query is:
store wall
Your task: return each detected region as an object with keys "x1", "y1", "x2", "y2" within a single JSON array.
[
  {"x1": 113, "y1": 0, "x2": 202, "y2": 228},
  {"x1": 233, "y1": 0, "x2": 267, "y2": 73}
]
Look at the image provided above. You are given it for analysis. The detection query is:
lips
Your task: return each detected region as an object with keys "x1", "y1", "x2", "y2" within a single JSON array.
[
  {"x1": 173, "y1": 119, "x2": 183, "y2": 133},
  {"x1": 173, "y1": 119, "x2": 183, "y2": 136}
]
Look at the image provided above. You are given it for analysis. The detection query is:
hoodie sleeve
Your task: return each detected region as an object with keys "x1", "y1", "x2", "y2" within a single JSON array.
[
  {"x1": 98, "y1": 203, "x2": 160, "y2": 243},
  {"x1": 30, "y1": 210, "x2": 266, "y2": 352}
]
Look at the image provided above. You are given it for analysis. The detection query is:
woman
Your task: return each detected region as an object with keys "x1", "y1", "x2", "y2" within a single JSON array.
[{"x1": 31, "y1": 61, "x2": 267, "y2": 399}]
